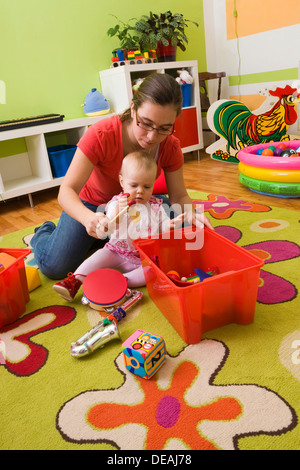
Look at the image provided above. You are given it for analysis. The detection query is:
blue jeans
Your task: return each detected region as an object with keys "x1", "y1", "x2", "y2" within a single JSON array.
[
  {"x1": 31, "y1": 196, "x2": 173, "y2": 280},
  {"x1": 30, "y1": 200, "x2": 107, "y2": 279}
]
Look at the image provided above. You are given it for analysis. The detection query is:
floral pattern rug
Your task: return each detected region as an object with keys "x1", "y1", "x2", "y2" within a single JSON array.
[{"x1": 0, "y1": 191, "x2": 299, "y2": 450}]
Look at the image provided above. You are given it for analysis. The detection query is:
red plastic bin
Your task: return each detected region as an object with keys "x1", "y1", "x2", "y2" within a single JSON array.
[
  {"x1": 134, "y1": 227, "x2": 264, "y2": 344},
  {"x1": 0, "y1": 248, "x2": 31, "y2": 328}
]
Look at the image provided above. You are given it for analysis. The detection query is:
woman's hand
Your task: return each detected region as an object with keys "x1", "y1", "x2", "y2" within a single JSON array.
[
  {"x1": 168, "y1": 213, "x2": 186, "y2": 230},
  {"x1": 164, "y1": 167, "x2": 214, "y2": 231},
  {"x1": 186, "y1": 210, "x2": 214, "y2": 230},
  {"x1": 85, "y1": 212, "x2": 110, "y2": 239}
]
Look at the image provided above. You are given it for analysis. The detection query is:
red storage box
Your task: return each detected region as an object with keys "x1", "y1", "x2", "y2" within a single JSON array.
[
  {"x1": 134, "y1": 227, "x2": 264, "y2": 344},
  {"x1": 0, "y1": 248, "x2": 31, "y2": 328}
]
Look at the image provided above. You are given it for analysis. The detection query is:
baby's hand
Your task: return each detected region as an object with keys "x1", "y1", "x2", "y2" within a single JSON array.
[
  {"x1": 116, "y1": 193, "x2": 130, "y2": 219},
  {"x1": 110, "y1": 193, "x2": 135, "y2": 225}
]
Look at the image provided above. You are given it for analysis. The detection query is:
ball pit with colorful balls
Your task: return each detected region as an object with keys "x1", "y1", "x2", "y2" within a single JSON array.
[
  {"x1": 259, "y1": 143, "x2": 299, "y2": 157},
  {"x1": 237, "y1": 140, "x2": 300, "y2": 198}
]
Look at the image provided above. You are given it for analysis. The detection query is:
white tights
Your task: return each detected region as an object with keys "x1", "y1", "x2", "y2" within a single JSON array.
[{"x1": 73, "y1": 246, "x2": 145, "y2": 287}]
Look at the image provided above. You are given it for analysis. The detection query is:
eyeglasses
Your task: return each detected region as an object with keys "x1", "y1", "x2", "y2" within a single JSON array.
[{"x1": 136, "y1": 113, "x2": 175, "y2": 135}]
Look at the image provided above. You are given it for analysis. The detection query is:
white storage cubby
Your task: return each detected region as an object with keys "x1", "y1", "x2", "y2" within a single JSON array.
[
  {"x1": 99, "y1": 60, "x2": 203, "y2": 155},
  {"x1": 0, "y1": 115, "x2": 110, "y2": 206}
]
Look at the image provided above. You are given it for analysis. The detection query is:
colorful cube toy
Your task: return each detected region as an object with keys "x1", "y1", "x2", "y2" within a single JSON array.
[{"x1": 122, "y1": 329, "x2": 166, "y2": 379}]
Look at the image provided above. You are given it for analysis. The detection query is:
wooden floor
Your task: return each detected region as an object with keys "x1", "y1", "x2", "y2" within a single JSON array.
[{"x1": 1, "y1": 149, "x2": 299, "y2": 236}]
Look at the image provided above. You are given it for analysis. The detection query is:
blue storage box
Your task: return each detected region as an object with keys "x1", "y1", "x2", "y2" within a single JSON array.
[
  {"x1": 181, "y1": 84, "x2": 192, "y2": 107},
  {"x1": 48, "y1": 145, "x2": 77, "y2": 178}
]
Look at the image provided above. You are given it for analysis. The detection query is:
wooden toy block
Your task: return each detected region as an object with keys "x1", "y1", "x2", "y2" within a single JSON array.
[
  {"x1": 25, "y1": 266, "x2": 41, "y2": 292},
  {"x1": 122, "y1": 329, "x2": 166, "y2": 379}
]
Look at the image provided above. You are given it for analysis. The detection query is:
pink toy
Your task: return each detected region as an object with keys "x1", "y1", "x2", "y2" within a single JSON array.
[{"x1": 122, "y1": 329, "x2": 166, "y2": 379}]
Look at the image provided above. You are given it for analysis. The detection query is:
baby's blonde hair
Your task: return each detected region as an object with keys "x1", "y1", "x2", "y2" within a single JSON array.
[{"x1": 120, "y1": 151, "x2": 157, "y2": 179}]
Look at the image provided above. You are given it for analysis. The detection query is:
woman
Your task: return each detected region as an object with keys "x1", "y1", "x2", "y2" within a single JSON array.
[{"x1": 31, "y1": 73, "x2": 213, "y2": 279}]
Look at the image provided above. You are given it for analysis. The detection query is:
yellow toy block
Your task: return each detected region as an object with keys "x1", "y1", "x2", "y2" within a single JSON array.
[{"x1": 25, "y1": 266, "x2": 41, "y2": 292}]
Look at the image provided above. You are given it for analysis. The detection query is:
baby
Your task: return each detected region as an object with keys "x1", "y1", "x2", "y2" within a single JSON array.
[{"x1": 53, "y1": 150, "x2": 184, "y2": 301}]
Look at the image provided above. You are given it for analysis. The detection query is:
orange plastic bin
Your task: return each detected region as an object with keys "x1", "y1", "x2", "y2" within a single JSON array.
[
  {"x1": 0, "y1": 248, "x2": 31, "y2": 328},
  {"x1": 134, "y1": 227, "x2": 264, "y2": 344}
]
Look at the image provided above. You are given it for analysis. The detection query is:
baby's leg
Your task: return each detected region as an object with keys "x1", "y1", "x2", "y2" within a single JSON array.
[
  {"x1": 74, "y1": 247, "x2": 126, "y2": 282},
  {"x1": 124, "y1": 265, "x2": 146, "y2": 287},
  {"x1": 115, "y1": 259, "x2": 146, "y2": 287}
]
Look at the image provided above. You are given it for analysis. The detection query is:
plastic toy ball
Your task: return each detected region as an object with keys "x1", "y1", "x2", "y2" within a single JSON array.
[
  {"x1": 273, "y1": 147, "x2": 283, "y2": 156},
  {"x1": 280, "y1": 149, "x2": 294, "y2": 157},
  {"x1": 167, "y1": 270, "x2": 180, "y2": 281},
  {"x1": 256, "y1": 148, "x2": 264, "y2": 155},
  {"x1": 262, "y1": 148, "x2": 274, "y2": 156},
  {"x1": 277, "y1": 142, "x2": 287, "y2": 150}
]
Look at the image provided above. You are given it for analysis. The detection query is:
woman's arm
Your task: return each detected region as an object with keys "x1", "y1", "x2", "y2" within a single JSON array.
[
  {"x1": 58, "y1": 148, "x2": 106, "y2": 238},
  {"x1": 164, "y1": 167, "x2": 213, "y2": 230}
]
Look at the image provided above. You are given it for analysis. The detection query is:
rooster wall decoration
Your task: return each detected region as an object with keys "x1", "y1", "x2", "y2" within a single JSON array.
[{"x1": 206, "y1": 83, "x2": 300, "y2": 163}]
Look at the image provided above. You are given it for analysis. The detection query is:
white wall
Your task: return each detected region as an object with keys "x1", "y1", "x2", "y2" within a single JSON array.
[{"x1": 203, "y1": 0, "x2": 300, "y2": 136}]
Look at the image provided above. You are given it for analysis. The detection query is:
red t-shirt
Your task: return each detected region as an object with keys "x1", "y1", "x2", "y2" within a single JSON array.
[{"x1": 78, "y1": 115, "x2": 183, "y2": 206}]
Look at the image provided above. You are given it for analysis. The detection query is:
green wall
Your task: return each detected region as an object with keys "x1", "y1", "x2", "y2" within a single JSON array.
[{"x1": 0, "y1": 0, "x2": 206, "y2": 123}]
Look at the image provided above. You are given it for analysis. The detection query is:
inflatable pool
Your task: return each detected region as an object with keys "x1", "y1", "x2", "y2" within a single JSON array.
[{"x1": 237, "y1": 141, "x2": 300, "y2": 197}]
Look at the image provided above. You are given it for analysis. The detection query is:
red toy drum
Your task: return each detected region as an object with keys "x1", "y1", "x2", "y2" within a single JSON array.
[{"x1": 82, "y1": 268, "x2": 129, "y2": 311}]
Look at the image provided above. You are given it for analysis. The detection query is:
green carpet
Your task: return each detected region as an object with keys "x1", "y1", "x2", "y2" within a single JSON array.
[{"x1": 0, "y1": 191, "x2": 299, "y2": 450}]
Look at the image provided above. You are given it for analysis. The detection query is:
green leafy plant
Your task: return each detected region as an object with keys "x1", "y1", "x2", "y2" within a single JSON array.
[
  {"x1": 106, "y1": 15, "x2": 140, "y2": 50},
  {"x1": 135, "y1": 11, "x2": 199, "y2": 51}
]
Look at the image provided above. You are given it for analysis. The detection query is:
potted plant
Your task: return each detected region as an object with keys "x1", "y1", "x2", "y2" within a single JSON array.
[
  {"x1": 106, "y1": 15, "x2": 140, "y2": 60},
  {"x1": 135, "y1": 11, "x2": 199, "y2": 62}
]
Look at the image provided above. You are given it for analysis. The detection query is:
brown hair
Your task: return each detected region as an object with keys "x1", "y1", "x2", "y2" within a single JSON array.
[{"x1": 119, "y1": 73, "x2": 183, "y2": 122}]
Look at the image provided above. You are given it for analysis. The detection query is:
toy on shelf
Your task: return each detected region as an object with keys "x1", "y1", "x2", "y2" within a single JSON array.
[
  {"x1": 110, "y1": 49, "x2": 157, "y2": 67},
  {"x1": 176, "y1": 69, "x2": 193, "y2": 107},
  {"x1": 83, "y1": 88, "x2": 110, "y2": 117},
  {"x1": 176, "y1": 69, "x2": 194, "y2": 85},
  {"x1": 237, "y1": 140, "x2": 300, "y2": 198},
  {"x1": 122, "y1": 329, "x2": 166, "y2": 379},
  {"x1": 70, "y1": 269, "x2": 143, "y2": 357}
]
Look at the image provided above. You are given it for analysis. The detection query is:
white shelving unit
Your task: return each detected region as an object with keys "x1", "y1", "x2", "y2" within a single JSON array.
[
  {"x1": 99, "y1": 60, "x2": 203, "y2": 155},
  {"x1": 0, "y1": 115, "x2": 111, "y2": 206}
]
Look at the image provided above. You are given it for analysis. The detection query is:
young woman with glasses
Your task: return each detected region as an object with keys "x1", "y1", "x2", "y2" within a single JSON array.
[{"x1": 31, "y1": 73, "x2": 213, "y2": 280}]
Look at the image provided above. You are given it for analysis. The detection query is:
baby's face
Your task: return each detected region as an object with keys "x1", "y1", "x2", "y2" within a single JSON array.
[{"x1": 120, "y1": 164, "x2": 156, "y2": 205}]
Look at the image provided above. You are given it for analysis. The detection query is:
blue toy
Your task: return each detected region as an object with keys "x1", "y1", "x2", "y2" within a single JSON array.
[
  {"x1": 122, "y1": 329, "x2": 166, "y2": 379},
  {"x1": 194, "y1": 268, "x2": 212, "y2": 281},
  {"x1": 83, "y1": 88, "x2": 110, "y2": 116}
]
